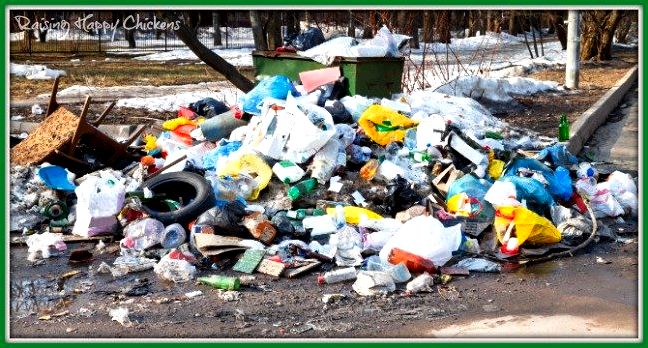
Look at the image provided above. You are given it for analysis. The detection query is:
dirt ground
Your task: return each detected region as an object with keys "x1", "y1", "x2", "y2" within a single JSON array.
[
  {"x1": 496, "y1": 46, "x2": 637, "y2": 137},
  {"x1": 8, "y1": 220, "x2": 637, "y2": 339}
]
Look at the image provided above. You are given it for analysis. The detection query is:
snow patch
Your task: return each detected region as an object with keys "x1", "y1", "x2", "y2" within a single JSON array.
[
  {"x1": 435, "y1": 76, "x2": 560, "y2": 103},
  {"x1": 10, "y1": 63, "x2": 66, "y2": 80},
  {"x1": 116, "y1": 90, "x2": 241, "y2": 112},
  {"x1": 133, "y1": 47, "x2": 254, "y2": 66}
]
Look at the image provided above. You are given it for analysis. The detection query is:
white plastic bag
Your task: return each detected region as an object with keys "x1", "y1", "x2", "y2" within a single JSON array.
[
  {"x1": 484, "y1": 180, "x2": 520, "y2": 207},
  {"x1": 26, "y1": 232, "x2": 67, "y2": 261},
  {"x1": 607, "y1": 171, "x2": 638, "y2": 215},
  {"x1": 352, "y1": 270, "x2": 396, "y2": 296},
  {"x1": 153, "y1": 254, "x2": 196, "y2": 283},
  {"x1": 378, "y1": 215, "x2": 463, "y2": 267},
  {"x1": 74, "y1": 176, "x2": 125, "y2": 218}
]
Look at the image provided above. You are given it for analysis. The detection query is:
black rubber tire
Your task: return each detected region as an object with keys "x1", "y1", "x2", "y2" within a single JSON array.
[{"x1": 139, "y1": 171, "x2": 214, "y2": 225}]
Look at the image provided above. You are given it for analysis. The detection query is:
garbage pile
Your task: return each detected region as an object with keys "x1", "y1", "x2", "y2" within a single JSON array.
[{"x1": 10, "y1": 67, "x2": 638, "y2": 298}]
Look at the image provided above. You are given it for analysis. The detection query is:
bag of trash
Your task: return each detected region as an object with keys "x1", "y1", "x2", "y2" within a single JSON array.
[
  {"x1": 504, "y1": 157, "x2": 570, "y2": 202},
  {"x1": 292, "y1": 27, "x2": 326, "y2": 51},
  {"x1": 606, "y1": 171, "x2": 638, "y2": 215},
  {"x1": 217, "y1": 153, "x2": 272, "y2": 200},
  {"x1": 195, "y1": 201, "x2": 249, "y2": 236},
  {"x1": 324, "y1": 100, "x2": 353, "y2": 124},
  {"x1": 73, "y1": 175, "x2": 125, "y2": 237},
  {"x1": 189, "y1": 97, "x2": 230, "y2": 118},
  {"x1": 358, "y1": 105, "x2": 418, "y2": 146},
  {"x1": 494, "y1": 206, "x2": 561, "y2": 247},
  {"x1": 383, "y1": 175, "x2": 423, "y2": 216},
  {"x1": 379, "y1": 215, "x2": 463, "y2": 267},
  {"x1": 589, "y1": 184, "x2": 625, "y2": 218},
  {"x1": 241, "y1": 75, "x2": 298, "y2": 115},
  {"x1": 536, "y1": 144, "x2": 578, "y2": 167}
]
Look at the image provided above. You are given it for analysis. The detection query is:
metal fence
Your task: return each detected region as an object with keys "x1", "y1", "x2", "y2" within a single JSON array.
[{"x1": 9, "y1": 10, "x2": 256, "y2": 54}]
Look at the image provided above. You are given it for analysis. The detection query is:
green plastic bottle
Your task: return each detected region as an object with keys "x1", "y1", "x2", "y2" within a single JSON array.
[
  {"x1": 287, "y1": 178, "x2": 318, "y2": 201},
  {"x1": 559, "y1": 114, "x2": 570, "y2": 141}
]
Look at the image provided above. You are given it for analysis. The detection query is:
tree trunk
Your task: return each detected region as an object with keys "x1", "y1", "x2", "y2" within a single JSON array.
[
  {"x1": 347, "y1": 10, "x2": 356, "y2": 37},
  {"x1": 125, "y1": 29, "x2": 136, "y2": 48},
  {"x1": 508, "y1": 11, "x2": 521, "y2": 35},
  {"x1": 370, "y1": 10, "x2": 377, "y2": 36},
  {"x1": 249, "y1": 10, "x2": 267, "y2": 51},
  {"x1": 266, "y1": 11, "x2": 282, "y2": 50},
  {"x1": 285, "y1": 11, "x2": 298, "y2": 37},
  {"x1": 467, "y1": 11, "x2": 476, "y2": 37},
  {"x1": 486, "y1": 11, "x2": 492, "y2": 33},
  {"x1": 436, "y1": 10, "x2": 451, "y2": 43},
  {"x1": 580, "y1": 10, "x2": 623, "y2": 61},
  {"x1": 175, "y1": 22, "x2": 254, "y2": 93},
  {"x1": 552, "y1": 13, "x2": 568, "y2": 50},
  {"x1": 615, "y1": 13, "x2": 632, "y2": 44},
  {"x1": 422, "y1": 10, "x2": 433, "y2": 42},
  {"x1": 408, "y1": 12, "x2": 420, "y2": 49},
  {"x1": 212, "y1": 11, "x2": 222, "y2": 46}
]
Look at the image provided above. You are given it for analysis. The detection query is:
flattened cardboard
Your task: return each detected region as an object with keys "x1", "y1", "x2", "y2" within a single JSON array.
[{"x1": 256, "y1": 259, "x2": 285, "y2": 277}]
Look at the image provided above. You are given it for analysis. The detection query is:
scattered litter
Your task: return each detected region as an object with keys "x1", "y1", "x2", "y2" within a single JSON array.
[
  {"x1": 109, "y1": 307, "x2": 133, "y2": 327},
  {"x1": 185, "y1": 290, "x2": 203, "y2": 299}
]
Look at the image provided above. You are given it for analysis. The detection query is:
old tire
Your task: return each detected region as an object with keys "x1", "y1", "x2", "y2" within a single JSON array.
[{"x1": 139, "y1": 171, "x2": 214, "y2": 225}]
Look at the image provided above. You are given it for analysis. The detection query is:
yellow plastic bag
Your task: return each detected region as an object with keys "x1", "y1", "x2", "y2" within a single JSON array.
[
  {"x1": 143, "y1": 134, "x2": 157, "y2": 151},
  {"x1": 494, "y1": 206, "x2": 561, "y2": 246},
  {"x1": 488, "y1": 159, "x2": 505, "y2": 180},
  {"x1": 162, "y1": 117, "x2": 197, "y2": 131},
  {"x1": 217, "y1": 154, "x2": 272, "y2": 200},
  {"x1": 358, "y1": 105, "x2": 418, "y2": 146},
  {"x1": 326, "y1": 206, "x2": 383, "y2": 225}
]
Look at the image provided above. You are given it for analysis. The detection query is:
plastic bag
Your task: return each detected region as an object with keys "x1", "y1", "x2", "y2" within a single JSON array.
[
  {"x1": 189, "y1": 97, "x2": 229, "y2": 118},
  {"x1": 26, "y1": 232, "x2": 67, "y2": 261},
  {"x1": 195, "y1": 201, "x2": 248, "y2": 236},
  {"x1": 330, "y1": 225, "x2": 363, "y2": 267},
  {"x1": 217, "y1": 154, "x2": 272, "y2": 200},
  {"x1": 607, "y1": 171, "x2": 638, "y2": 215},
  {"x1": 504, "y1": 157, "x2": 570, "y2": 202},
  {"x1": 358, "y1": 105, "x2": 418, "y2": 146},
  {"x1": 383, "y1": 176, "x2": 423, "y2": 216},
  {"x1": 358, "y1": 25, "x2": 401, "y2": 58},
  {"x1": 340, "y1": 95, "x2": 374, "y2": 122},
  {"x1": 590, "y1": 183, "x2": 625, "y2": 218},
  {"x1": 241, "y1": 75, "x2": 298, "y2": 115},
  {"x1": 379, "y1": 215, "x2": 463, "y2": 267},
  {"x1": 414, "y1": 114, "x2": 445, "y2": 150},
  {"x1": 494, "y1": 206, "x2": 561, "y2": 247},
  {"x1": 292, "y1": 27, "x2": 326, "y2": 51},
  {"x1": 352, "y1": 270, "x2": 396, "y2": 296},
  {"x1": 75, "y1": 176, "x2": 125, "y2": 218},
  {"x1": 536, "y1": 144, "x2": 578, "y2": 167},
  {"x1": 162, "y1": 117, "x2": 197, "y2": 131},
  {"x1": 551, "y1": 166, "x2": 574, "y2": 202},
  {"x1": 202, "y1": 140, "x2": 242, "y2": 171},
  {"x1": 499, "y1": 176, "x2": 555, "y2": 214},
  {"x1": 446, "y1": 174, "x2": 494, "y2": 220},
  {"x1": 153, "y1": 254, "x2": 196, "y2": 283}
]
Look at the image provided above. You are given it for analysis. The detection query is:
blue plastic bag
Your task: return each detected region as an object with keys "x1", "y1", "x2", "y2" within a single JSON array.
[
  {"x1": 537, "y1": 144, "x2": 578, "y2": 167},
  {"x1": 500, "y1": 176, "x2": 555, "y2": 214},
  {"x1": 241, "y1": 75, "x2": 298, "y2": 115},
  {"x1": 202, "y1": 140, "x2": 242, "y2": 171},
  {"x1": 504, "y1": 158, "x2": 572, "y2": 203},
  {"x1": 446, "y1": 174, "x2": 495, "y2": 220}
]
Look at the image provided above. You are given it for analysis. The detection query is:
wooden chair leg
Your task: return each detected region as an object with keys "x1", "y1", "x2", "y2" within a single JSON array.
[
  {"x1": 67, "y1": 96, "x2": 92, "y2": 155},
  {"x1": 45, "y1": 76, "x2": 61, "y2": 116},
  {"x1": 92, "y1": 101, "x2": 116, "y2": 127}
]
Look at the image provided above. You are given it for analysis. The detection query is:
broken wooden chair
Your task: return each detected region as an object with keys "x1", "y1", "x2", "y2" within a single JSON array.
[{"x1": 11, "y1": 76, "x2": 149, "y2": 174}]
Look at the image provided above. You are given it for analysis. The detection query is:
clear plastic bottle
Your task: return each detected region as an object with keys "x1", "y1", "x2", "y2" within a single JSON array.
[
  {"x1": 334, "y1": 204, "x2": 346, "y2": 229},
  {"x1": 122, "y1": 218, "x2": 165, "y2": 251},
  {"x1": 317, "y1": 267, "x2": 357, "y2": 284},
  {"x1": 310, "y1": 139, "x2": 339, "y2": 184},
  {"x1": 161, "y1": 223, "x2": 187, "y2": 249}
]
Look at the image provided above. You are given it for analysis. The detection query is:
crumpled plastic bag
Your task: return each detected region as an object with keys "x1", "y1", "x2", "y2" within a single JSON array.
[
  {"x1": 606, "y1": 171, "x2": 638, "y2": 216},
  {"x1": 383, "y1": 175, "x2": 423, "y2": 216},
  {"x1": 379, "y1": 215, "x2": 463, "y2": 267},
  {"x1": 536, "y1": 144, "x2": 578, "y2": 167},
  {"x1": 217, "y1": 153, "x2": 272, "y2": 200},
  {"x1": 241, "y1": 75, "x2": 299, "y2": 115},
  {"x1": 330, "y1": 225, "x2": 363, "y2": 267},
  {"x1": 189, "y1": 97, "x2": 229, "y2": 118},
  {"x1": 26, "y1": 232, "x2": 67, "y2": 261},
  {"x1": 352, "y1": 270, "x2": 396, "y2": 296},
  {"x1": 358, "y1": 105, "x2": 418, "y2": 146},
  {"x1": 446, "y1": 174, "x2": 494, "y2": 220},
  {"x1": 499, "y1": 176, "x2": 555, "y2": 215},
  {"x1": 153, "y1": 254, "x2": 196, "y2": 283},
  {"x1": 292, "y1": 27, "x2": 326, "y2": 51},
  {"x1": 195, "y1": 201, "x2": 249, "y2": 236},
  {"x1": 494, "y1": 206, "x2": 561, "y2": 247}
]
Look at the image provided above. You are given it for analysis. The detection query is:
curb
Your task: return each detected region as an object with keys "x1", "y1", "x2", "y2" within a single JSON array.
[{"x1": 567, "y1": 66, "x2": 638, "y2": 155}]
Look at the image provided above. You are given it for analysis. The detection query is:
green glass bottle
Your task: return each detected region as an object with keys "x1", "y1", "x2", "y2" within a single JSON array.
[
  {"x1": 287, "y1": 178, "x2": 318, "y2": 201},
  {"x1": 559, "y1": 114, "x2": 570, "y2": 142}
]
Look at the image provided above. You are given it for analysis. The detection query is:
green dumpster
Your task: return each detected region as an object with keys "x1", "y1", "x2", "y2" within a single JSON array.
[{"x1": 252, "y1": 51, "x2": 404, "y2": 99}]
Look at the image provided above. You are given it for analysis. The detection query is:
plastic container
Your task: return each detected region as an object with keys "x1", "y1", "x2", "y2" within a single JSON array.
[
  {"x1": 198, "y1": 275, "x2": 241, "y2": 290},
  {"x1": 310, "y1": 139, "x2": 339, "y2": 184},
  {"x1": 288, "y1": 178, "x2": 318, "y2": 200},
  {"x1": 122, "y1": 218, "x2": 165, "y2": 251},
  {"x1": 286, "y1": 208, "x2": 325, "y2": 220},
  {"x1": 272, "y1": 160, "x2": 305, "y2": 184},
  {"x1": 161, "y1": 223, "x2": 187, "y2": 249},
  {"x1": 317, "y1": 267, "x2": 357, "y2": 284},
  {"x1": 388, "y1": 247, "x2": 437, "y2": 274}
]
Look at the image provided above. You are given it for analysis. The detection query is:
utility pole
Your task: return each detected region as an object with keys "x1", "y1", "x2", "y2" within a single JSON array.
[{"x1": 565, "y1": 10, "x2": 580, "y2": 89}]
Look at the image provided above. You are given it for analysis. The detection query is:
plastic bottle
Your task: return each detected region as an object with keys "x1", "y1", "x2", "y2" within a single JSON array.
[
  {"x1": 199, "y1": 110, "x2": 249, "y2": 142},
  {"x1": 405, "y1": 272, "x2": 434, "y2": 293},
  {"x1": 272, "y1": 161, "x2": 305, "y2": 184},
  {"x1": 161, "y1": 223, "x2": 187, "y2": 249},
  {"x1": 287, "y1": 178, "x2": 318, "y2": 200},
  {"x1": 334, "y1": 205, "x2": 346, "y2": 229},
  {"x1": 359, "y1": 159, "x2": 380, "y2": 181},
  {"x1": 317, "y1": 267, "x2": 357, "y2": 284},
  {"x1": 558, "y1": 114, "x2": 570, "y2": 141},
  {"x1": 388, "y1": 248, "x2": 437, "y2": 274},
  {"x1": 310, "y1": 139, "x2": 339, "y2": 184},
  {"x1": 122, "y1": 218, "x2": 165, "y2": 251},
  {"x1": 198, "y1": 275, "x2": 241, "y2": 290}
]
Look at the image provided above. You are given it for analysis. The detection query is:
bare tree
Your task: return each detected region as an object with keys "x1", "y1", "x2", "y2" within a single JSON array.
[
  {"x1": 436, "y1": 10, "x2": 451, "y2": 43},
  {"x1": 266, "y1": 11, "x2": 282, "y2": 50},
  {"x1": 422, "y1": 10, "x2": 434, "y2": 42},
  {"x1": 250, "y1": 10, "x2": 267, "y2": 50},
  {"x1": 580, "y1": 10, "x2": 624, "y2": 61}
]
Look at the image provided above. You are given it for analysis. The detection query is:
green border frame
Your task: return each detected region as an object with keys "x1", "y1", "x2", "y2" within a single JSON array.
[{"x1": 2, "y1": 1, "x2": 645, "y2": 346}]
